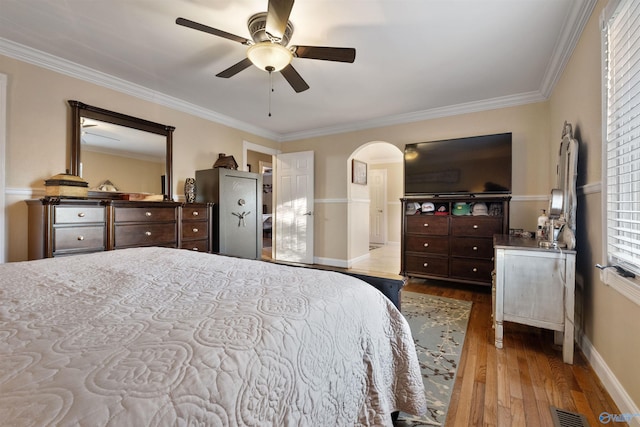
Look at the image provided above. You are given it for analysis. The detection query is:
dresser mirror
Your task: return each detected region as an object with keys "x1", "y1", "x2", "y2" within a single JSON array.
[{"x1": 69, "y1": 100, "x2": 175, "y2": 200}]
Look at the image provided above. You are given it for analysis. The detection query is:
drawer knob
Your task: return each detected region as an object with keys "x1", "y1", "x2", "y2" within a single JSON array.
[
  {"x1": 472, "y1": 267, "x2": 478, "y2": 272},
  {"x1": 145, "y1": 231, "x2": 152, "y2": 236},
  {"x1": 473, "y1": 246, "x2": 478, "y2": 251},
  {"x1": 423, "y1": 223, "x2": 429, "y2": 227},
  {"x1": 191, "y1": 247, "x2": 199, "y2": 251},
  {"x1": 192, "y1": 211, "x2": 199, "y2": 216},
  {"x1": 423, "y1": 243, "x2": 429, "y2": 247},
  {"x1": 77, "y1": 212, "x2": 85, "y2": 218},
  {"x1": 473, "y1": 225, "x2": 479, "y2": 229},
  {"x1": 423, "y1": 262, "x2": 428, "y2": 267},
  {"x1": 192, "y1": 228, "x2": 199, "y2": 233},
  {"x1": 77, "y1": 235, "x2": 84, "y2": 241},
  {"x1": 145, "y1": 211, "x2": 152, "y2": 217}
]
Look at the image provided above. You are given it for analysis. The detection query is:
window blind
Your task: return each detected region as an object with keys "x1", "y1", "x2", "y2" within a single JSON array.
[{"x1": 605, "y1": 0, "x2": 640, "y2": 274}]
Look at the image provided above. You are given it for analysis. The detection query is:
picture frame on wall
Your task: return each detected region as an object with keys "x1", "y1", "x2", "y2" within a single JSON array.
[{"x1": 352, "y1": 159, "x2": 367, "y2": 185}]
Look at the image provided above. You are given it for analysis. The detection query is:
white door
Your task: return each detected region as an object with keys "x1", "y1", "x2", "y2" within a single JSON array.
[
  {"x1": 369, "y1": 169, "x2": 387, "y2": 244},
  {"x1": 274, "y1": 151, "x2": 314, "y2": 263}
]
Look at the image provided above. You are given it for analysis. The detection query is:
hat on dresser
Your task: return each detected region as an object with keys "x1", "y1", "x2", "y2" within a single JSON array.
[
  {"x1": 421, "y1": 202, "x2": 435, "y2": 214},
  {"x1": 434, "y1": 203, "x2": 449, "y2": 216},
  {"x1": 472, "y1": 202, "x2": 489, "y2": 216},
  {"x1": 406, "y1": 202, "x2": 420, "y2": 215},
  {"x1": 452, "y1": 202, "x2": 471, "y2": 216}
]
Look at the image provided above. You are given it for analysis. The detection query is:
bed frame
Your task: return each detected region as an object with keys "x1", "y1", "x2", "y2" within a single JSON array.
[{"x1": 266, "y1": 259, "x2": 405, "y2": 310}]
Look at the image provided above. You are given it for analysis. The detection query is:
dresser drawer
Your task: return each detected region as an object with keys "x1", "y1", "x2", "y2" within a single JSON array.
[
  {"x1": 405, "y1": 254, "x2": 449, "y2": 277},
  {"x1": 54, "y1": 226, "x2": 105, "y2": 252},
  {"x1": 54, "y1": 206, "x2": 105, "y2": 224},
  {"x1": 182, "y1": 222, "x2": 208, "y2": 240},
  {"x1": 450, "y1": 258, "x2": 494, "y2": 283},
  {"x1": 182, "y1": 206, "x2": 208, "y2": 220},
  {"x1": 114, "y1": 223, "x2": 178, "y2": 248},
  {"x1": 405, "y1": 235, "x2": 449, "y2": 254},
  {"x1": 405, "y1": 215, "x2": 449, "y2": 235},
  {"x1": 181, "y1": 239, "x2": 209, "y2": 252},
  {"x1": 451, "y1": 216, "x2": 502, "y2": 237},
  {"x1": 451, "y1": 237, "x2": 494, "y2": 259},
  {"x1": 114, "y1": 207, "x2": 177, "y2": 223}
]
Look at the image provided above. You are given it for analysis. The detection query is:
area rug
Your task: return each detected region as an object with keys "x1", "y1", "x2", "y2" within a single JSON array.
[{"x1": 396, "y1": 291, "x2": 473, "y2": 426}]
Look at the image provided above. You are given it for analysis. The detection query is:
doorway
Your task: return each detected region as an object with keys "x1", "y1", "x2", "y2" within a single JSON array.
[
  {"x1": 347, "y1": 142, "x2": 403, "y2": 276},
  {"x1": 246, "y1": 147, "x2": 275, "y2": 259}
]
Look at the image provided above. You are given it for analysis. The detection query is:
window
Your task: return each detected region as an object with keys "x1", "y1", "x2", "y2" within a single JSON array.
[{"x1": 602, "y1": 0, "x2": 640, "y2": 304}]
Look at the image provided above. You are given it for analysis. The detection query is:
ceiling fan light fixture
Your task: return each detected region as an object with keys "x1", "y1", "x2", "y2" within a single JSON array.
[{"x1": 247, "y1": 42, "x2": 292, "y2": 72}]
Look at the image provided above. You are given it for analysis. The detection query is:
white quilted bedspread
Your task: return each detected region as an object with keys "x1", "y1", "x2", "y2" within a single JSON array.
[{"x1": 0, "y1": 247, "x2": 426, "y2": 426}]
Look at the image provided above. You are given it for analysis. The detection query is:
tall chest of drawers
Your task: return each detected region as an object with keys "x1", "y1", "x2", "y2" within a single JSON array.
[
  {"x1": 180, "y1": 203, "x2": 213, "y2": 252},
  {"x1": 401, "y1": 196, "x2": 510, "y2": 286},
  {"x1": 27, "y1": 198, "x2": 213, "y2": 259}
]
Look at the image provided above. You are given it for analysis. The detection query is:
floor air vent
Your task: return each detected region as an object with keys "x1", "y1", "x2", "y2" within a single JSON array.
[{"x1": 550, "y1": 406, "x2": 590, "y2": 427}]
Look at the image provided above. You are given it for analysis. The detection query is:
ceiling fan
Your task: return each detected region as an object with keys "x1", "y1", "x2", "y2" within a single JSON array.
[{"x1": 176, "y1": 0, "x2": 356, "y2": 93}]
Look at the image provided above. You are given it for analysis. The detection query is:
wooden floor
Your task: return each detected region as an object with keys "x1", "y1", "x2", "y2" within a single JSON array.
[{"x1": 403, "y1": 278, "x2": 625, "y2": 427}]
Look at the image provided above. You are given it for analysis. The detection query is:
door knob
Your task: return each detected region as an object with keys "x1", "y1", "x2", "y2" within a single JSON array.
[{"x1": 303, "y1": 211, "x2": 313, "y2": 216}]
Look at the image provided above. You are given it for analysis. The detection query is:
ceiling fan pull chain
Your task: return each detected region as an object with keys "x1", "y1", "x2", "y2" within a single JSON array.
[{"x1": 267, "y1": 65, "x2": 275, "y2": 117}]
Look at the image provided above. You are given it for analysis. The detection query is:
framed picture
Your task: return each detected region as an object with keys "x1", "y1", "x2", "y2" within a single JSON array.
[{"x1": 352, "y1": 159, "x2": 367, "y2": 185}]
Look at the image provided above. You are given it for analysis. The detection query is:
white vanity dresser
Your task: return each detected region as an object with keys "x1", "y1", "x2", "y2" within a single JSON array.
[
  {"x1": 493, "y1": 121, "x2": 578, "y2": 364},
  {"x1": 492, "y1": 235, "x2": 575, "y2": 364}
]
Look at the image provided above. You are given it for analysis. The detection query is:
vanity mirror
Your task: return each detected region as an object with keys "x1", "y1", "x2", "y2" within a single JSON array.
[{"x1": 69, "y1": 100, "x2": 175, "y2": 200}]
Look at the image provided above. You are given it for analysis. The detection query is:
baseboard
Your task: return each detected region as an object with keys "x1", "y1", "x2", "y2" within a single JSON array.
[
  {"x1": 577, "y1": 329, "x2": 640, "y2": 426},
  {"x1": 313, "y1": 256, "x2": 348, "y2": 268}
]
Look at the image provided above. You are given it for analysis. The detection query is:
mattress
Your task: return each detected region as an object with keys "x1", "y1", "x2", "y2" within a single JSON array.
[{"x1": 0, "y1": 247, "x2": 426, "y2": 426}]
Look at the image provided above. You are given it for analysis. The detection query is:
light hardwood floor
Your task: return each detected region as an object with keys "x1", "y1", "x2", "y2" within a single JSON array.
[{"x1": 402, "y1": 278, "x2": 625, "y2": 427}]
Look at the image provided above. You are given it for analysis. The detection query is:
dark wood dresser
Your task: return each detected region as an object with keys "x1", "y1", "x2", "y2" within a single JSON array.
[
  {"x1": 27, "y1": 198, "x2": 213, "y2": 259},
  {"x1": 400, "y1": 196, "x2": 510, "y2": 286}
]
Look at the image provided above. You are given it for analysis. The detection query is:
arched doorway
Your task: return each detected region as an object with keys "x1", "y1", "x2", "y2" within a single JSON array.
[{"x1": 347, "y1": 142, "x2": 403, "y2": 276}]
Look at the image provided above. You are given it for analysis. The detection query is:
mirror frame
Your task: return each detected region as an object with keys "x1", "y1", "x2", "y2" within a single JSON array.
[{"x1": 68, "y1": 100, "x2": 175, "y2": 200}]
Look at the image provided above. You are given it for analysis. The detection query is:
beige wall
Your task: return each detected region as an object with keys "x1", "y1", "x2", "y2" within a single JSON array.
[
  {"x1": 549, "y1": 0, "x2": 640, "y2": 408},
  {"x1": 2, "y1": 55, "x2": 278, "y2": 261},
  {"x1": 280, "y1": 102, "x2": 551, "y2": 262}
]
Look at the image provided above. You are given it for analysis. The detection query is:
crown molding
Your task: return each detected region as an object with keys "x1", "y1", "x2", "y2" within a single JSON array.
[
  {"x1": 0, "y1": 38, "x2": 280, "y2": 141},
  {"x1": 540, "y1": 0, "x2": 598, "y2": 97},
  {"x1": 279, "y1": 90, "x2": 546, "y2": 142}
]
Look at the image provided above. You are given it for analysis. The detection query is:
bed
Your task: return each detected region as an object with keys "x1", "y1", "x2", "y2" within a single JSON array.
[{"x1": 0, "y1": 247, "x2": 426, "y2": 426}]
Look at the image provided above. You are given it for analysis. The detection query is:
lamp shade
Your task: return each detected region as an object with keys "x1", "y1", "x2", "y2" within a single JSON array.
[{"x1": 247, "y1": 42, "x2": 293, "y2": 72}]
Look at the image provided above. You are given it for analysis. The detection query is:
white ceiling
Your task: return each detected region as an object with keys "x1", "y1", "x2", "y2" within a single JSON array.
[{"x1": 0, "y1": 0, "x2": 596, "y2": 142}]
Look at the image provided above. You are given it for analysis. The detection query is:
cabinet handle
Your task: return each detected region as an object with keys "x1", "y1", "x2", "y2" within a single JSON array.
[
  {"x1": 192, "y1": 211, "x2": 199, "y2": 216},
  {"x1": 423, "y1": 243, "x2": 429, "y2": 247},
  {"x1": 473, "y1": 246, "x2": 478, "y2": 251},
  {"x1": 77, "y1": 235, "x2": 84, "y2": 241},
  {"x1": 473, "y1": 225, "x2": 479, "y2": 229},
  {"x1": 192, "y1": 228, "x2": 199, "y2": 233},
  {"x1": 423, "y1": 262, "x2": 428, "y2": 267},
  {"x1": 423, "y1": 223, "x2": 429, "y2": 227},
  {"x1": 145, "y1": 211, "x2": 152, "y2": 217},
  {"x1": 145, "y1": 231, "x2": 152, "y2": 236},
  {"x1": 77, "y1": 212, "x2": 85, "y2": 218}
]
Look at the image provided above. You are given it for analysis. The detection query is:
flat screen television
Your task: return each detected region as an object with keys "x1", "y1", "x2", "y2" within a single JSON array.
[{"x1": 404, "y1": 132, "x2": 512, "y2": 196}]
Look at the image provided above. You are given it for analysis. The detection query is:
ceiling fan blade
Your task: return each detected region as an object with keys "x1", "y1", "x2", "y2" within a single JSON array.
[
  {"x1": 266, "y1": 0, "x2": 295, "y2": 40},
  {"x1": 280, "y1": 64, "x2": 309, "y2": 93},
  {"x1": 216, "y1": 58, "x2": 254, "y2": 78},
  {"x1": 176, "y1": 17, "x2": 251, "y2": 45},
  {"x1": 292, "y1": 46, "x2": 356, "y2": 63}
]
